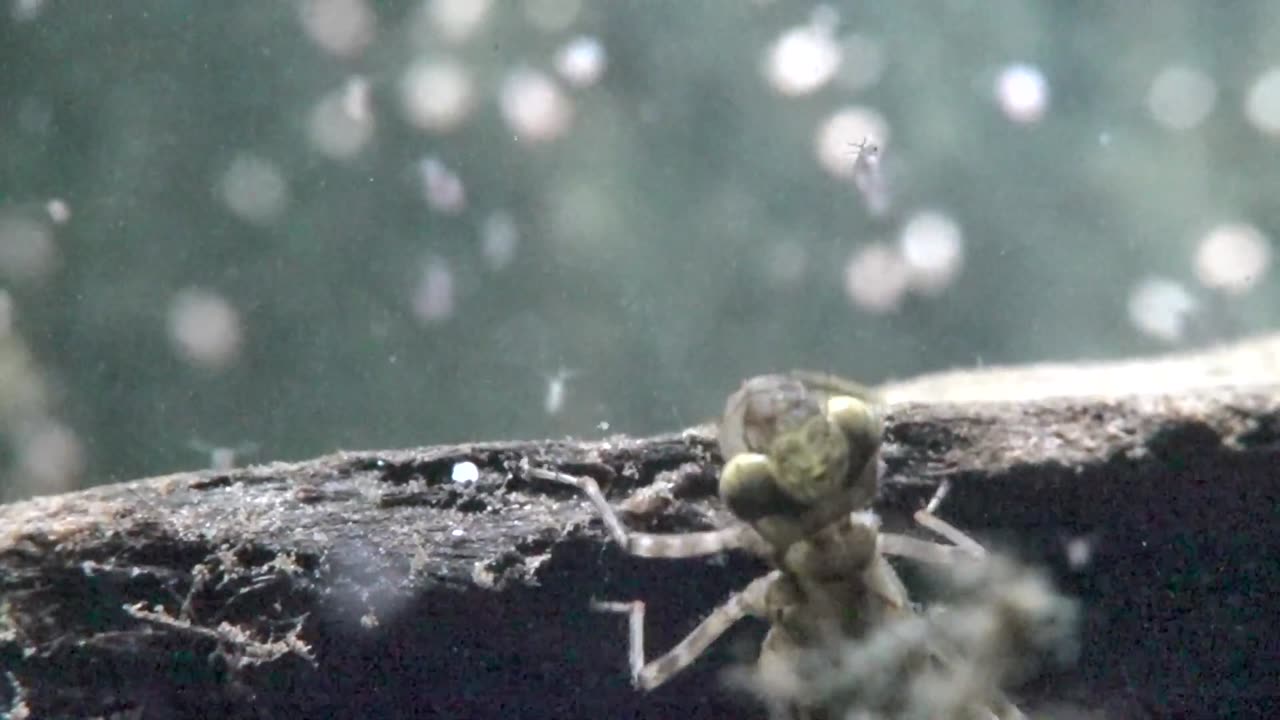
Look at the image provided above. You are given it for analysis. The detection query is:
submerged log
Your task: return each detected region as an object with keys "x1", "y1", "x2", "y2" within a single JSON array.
[{"x1": 2, "y1": 335, "x2": 1278, "y2": 719}]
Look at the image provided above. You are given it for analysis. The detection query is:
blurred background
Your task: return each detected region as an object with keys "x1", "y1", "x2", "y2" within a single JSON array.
[{"x1": 1, "y1": 0, "x2": 1276, "y2": 499}]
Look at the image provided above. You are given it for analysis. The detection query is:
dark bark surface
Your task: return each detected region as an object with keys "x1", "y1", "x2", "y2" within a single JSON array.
[{"x1": 3, "y1": 335, "x2": 1279, "y2": 719}]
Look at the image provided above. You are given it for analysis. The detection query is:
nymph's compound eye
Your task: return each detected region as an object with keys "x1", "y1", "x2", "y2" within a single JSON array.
[
  {"x1": 826, "y1": 395, "x2": 881, "y2": 471},
  {"x1": 719, "y1": 452, "x2": 806, "y2": 523}
]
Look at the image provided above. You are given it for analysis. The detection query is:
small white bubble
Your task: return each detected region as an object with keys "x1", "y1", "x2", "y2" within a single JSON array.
[
  {"x1": 596, "y1": 420, "x2": 610, "y2": 432},
  {"x1": 400, "y1": 58, "x2": 475, "y2": 133},
  {"x1": 219, "y1": 153, "x2": 289, "y2": 225},
  {"x1": 898, "y1": 211, "x2": 965, "y2": 295},
  {"x1": 419, "y1": 156, "x2": 467, "y2": 214},
  {"x1": 1193, "y1": 223, "x2": 1272, "y2": 294},
  {"x1": 451, "y1": 460, "x2": 479, "y2": 483},
  {"x1": 995, "y1": 63, "x2": 1050, "y2": 124},
  {"x1": 480, "y1": 210, "x2": 519, "y2": 270},
  {"x1": 1147, "y1": 65, "x2": 1217, "y2": 131},
  {"x1": 1064, "y1": 536, "x2": 1094, "y2": 571},
  {"x1": 1244, "y1": 67, "x2": 1280, "y2": 137},
  {"x1": 764, "y1": 23, "x2": 842, "y2": 97},
  {"x1": 450, "y1": 527, "x2": 466, "y2": 537},
  {"x1": 555, "y1": 35, "x2": 607, "y2": 89},
  {"x1": 45, "y1": 198, "x2": 71, "y2": 224},
  {"x1": 843, "y1": 242, "x2": 909, "y2": 314},
  {"x1": 168, "y1": 288, "x2": 245, "y2": 371},
  {"x1": 1127, "y1": 276, "x2": 1198, "y2": 343},
  {"x1": 411, "y1": 255, "x2": 455, "y2": 325},
  {"x1": 500, "y1": 68, "x2": 573, "y2": 143},
  {"x1": 298, "y1": 0, "x2": 376, "y2": 58}
]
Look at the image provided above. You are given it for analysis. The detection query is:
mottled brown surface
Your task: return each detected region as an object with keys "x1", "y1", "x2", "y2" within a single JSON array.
[{"x1": 2, "y1": 335, "x2": 1278, "y2": 719}]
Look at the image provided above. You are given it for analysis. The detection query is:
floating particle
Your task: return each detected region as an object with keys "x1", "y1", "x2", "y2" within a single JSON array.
[
  {"x1": 17, "y1": 418, "x2": 84, "y2": 494},
  {"x1": 428, "y1": 0, "x2": 492, "y2": 44},
  {"x1": 419, "y1": 156, "x2": 467, "y2": 214},
  {"x1": 189, "y1": 440, "x2": 258, "y2": 471},
  {"x1": 898, "y1": 211, "x2": 964, "y2": 295},
  {"x1": 1193, "y1": 223, "x2": 1272, "y2": 294},
  {"x1": 299, "y1": 0, "x2": 376, "y2": 58},
  {"x1": 219, "y1": 153, "x2": 289, "y2": 225},
  {"x1": 764, "y1": 22, "x2": 842, "y2": 96},
  {"x1": 411, "y1": 255, "x2": 455, "y2": 324},
  {"x1": 843, "y1": 242, "x2": 909, "y2": 314},
  {"x1": 995, "y1": 63, "x2": 1050, "y2": 124},
  {"x1": 500, "y1": 68, "x2": 573, "y2": 143},
  {"x1": 555, "y1": 35, "x2": 607, "y2": 89},
  {"x1": 544, "y1": 367, "x2": 577, "y2": 415},
  {"x1": 451, "y1": 460, "x2": 479, "y2": 483},
  {"x1": 1147, "y1": 65, "x2": 1217, "y2": 131},
  {"x1": 1064, "y1": 535, "x2": 1095, "y2": 571},
  {"x1": 45, "y1": 198, "x2": 71, "y2": 224},
  {"x1": 1127, "y1": 276, "x2": 1198, "y2": 343},
  {"x1": 815, "y1": 106, "x2": 890, "y2": 180},
  {"x1": 168, "y1": 288, "x2": 245, "y2": 371},
  {"x1": 1244, "y1": 67, "x2": 1280, "y2": 137},
  {"x1": 480, "y1": 210, "x2": 519, "y2": 270},
  {"x1": 308, "y1": 77, "x2": 375, "y2": 160},
  {"x1": 400, "y1": 58, "x2": 475, "y2": 133},
  {"x1": 0, "y1": 210, "x2": 57, "y2": 281}
]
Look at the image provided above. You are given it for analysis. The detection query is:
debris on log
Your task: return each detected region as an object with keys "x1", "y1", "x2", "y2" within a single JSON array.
[{"x1": 2, "y1": 335, "x2": 1278, "y2": 719}]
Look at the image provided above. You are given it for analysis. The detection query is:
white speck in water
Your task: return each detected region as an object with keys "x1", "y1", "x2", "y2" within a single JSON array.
[
  {"x1": 1127, "y1": 276, "x2": 1198, "y2": 343},
  {"x1": 763, "y1": 18, "x2": 842, "y2": 96},
  {"x1": 411, "y1": 255, "x2": 456, "y2": 325},
  {"x1": 995, "y1": 62, "x2": 1050, "y2": 124},
  {"x1": 544, "y1": 367, "x2": 578, "y2": 415},
  {"x1": 400, "y1": 58, "x2": 475, "y2": 133},
  {"x1": 480, "y1": 210, "x2": 519, "y2": 271},
  {"x1": 451, "y1": 460, "x2": 479, "y2": 484},
  {"x1": 500, "y1": 68, "x2": 573, "y2": 143},
  {"x1": 450, "y1": 527, "x2": 466, "y2": 538},
  {"x1": 1065, "y1": 535, "x2": 1094, "y2": 570},
  {"x1": 1193, "y1": 223, "x2": 1272, "y2": 295},
  {"x1": 45, "y1": 198, "x2": 71, "y2": 224},
  {"x1": 419, "y1": 156, "x2": 467, "y2": 214},
  {"x1": 898, "y1": 210, "x2": 965, "y2": 295},
  {"x1": 554, "y1": 35, "x2": 607, "y2": 88}
]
